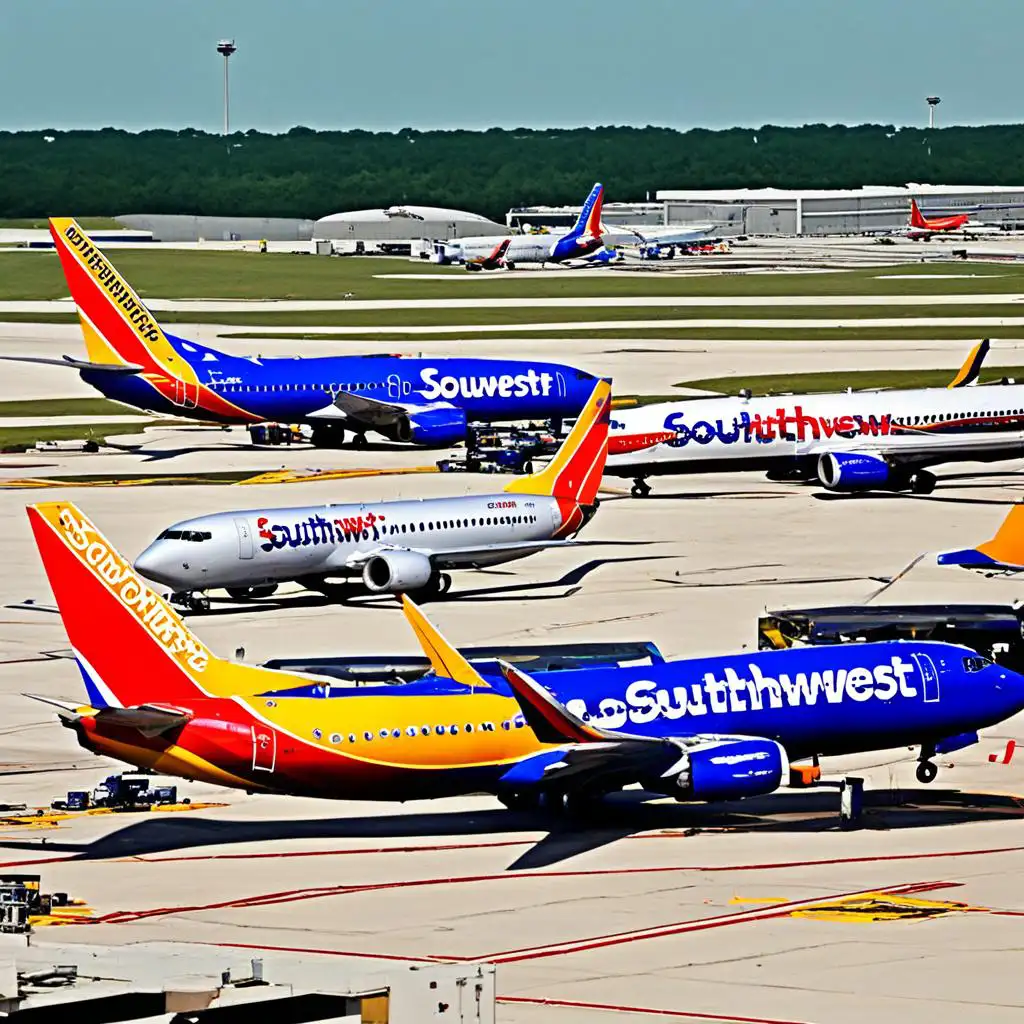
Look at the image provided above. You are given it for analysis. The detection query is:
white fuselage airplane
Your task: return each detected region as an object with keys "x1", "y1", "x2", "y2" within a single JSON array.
[
  {"x1": 133, "y1": 383, "x2": 610, "y2": 609},
  {"x1": 606, "y1": 383, "x2": 1024, "y2": 496}
]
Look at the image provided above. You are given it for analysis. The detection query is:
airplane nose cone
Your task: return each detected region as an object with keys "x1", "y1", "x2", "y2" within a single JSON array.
[
  {"x1": 133, "y1": 545, "x2": 181, "y2": 588},
  {"x1": 987, "y1": 664, "x2": 1024, "y2": 721}
]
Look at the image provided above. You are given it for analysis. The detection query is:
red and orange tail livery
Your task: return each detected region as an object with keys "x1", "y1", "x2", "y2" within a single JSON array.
[
  {"x1": 504, "y1": 378, "x2": 610, "y2": 506},
  {"x1": 27, "y1": 502, "x2": 291, "y2": 708},
  {"x1": 48, "y1": 218, "x2": 258, "y2": 422}
]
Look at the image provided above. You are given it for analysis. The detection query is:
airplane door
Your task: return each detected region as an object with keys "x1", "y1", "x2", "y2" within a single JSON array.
[
  {"x1": 173, "y1": 379, "x2": 199, "y2": 409},
  {"x1": 235, "y1": 518, "x2": 254, "y2": 559},
  {"x1": 387, "y1": 373, "x2": 403, "y2": 401},
  {"x1": 913, "y1": 653, "x2": 941, "y2": 703},
  {"x1": 556, "y1": 372, "x2": 566, "y2": 398},
  {"x1": 251, "y1": 724, "x2": 276, "y2": 772}
]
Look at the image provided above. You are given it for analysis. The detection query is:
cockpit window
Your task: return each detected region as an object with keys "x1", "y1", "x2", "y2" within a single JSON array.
[
  {"x1": 158, "y1": 529, "x2": 212, "y2": 542},
  {"x1": 963, "y1": 655, "x2": 992, "y2": 673}
]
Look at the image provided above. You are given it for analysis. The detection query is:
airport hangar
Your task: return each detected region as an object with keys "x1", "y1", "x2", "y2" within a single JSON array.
[{"x1": 507, "y1": 183, "x2": 1024, "y2": 236}]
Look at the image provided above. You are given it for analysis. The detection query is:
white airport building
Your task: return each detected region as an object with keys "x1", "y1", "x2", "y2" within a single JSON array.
[
  {"x1": 313, "y1": 205, "x2": 506, "y2": 252},
  {"x1": 509, "y1": 184, "x2": 1024, "y2": 237}
]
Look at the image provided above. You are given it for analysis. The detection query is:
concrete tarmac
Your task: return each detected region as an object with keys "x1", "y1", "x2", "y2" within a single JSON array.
[{"x1": 1, "y1": 462, "x2": 1024, "y2": 1023}]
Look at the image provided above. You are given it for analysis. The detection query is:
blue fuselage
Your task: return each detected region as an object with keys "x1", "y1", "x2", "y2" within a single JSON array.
[
  {"x1": 85, "y1": 334, "x2": 598, "y2": 430},
  {"x1": 271, "y1": 639, "x2": 1024, "y2": 767}
]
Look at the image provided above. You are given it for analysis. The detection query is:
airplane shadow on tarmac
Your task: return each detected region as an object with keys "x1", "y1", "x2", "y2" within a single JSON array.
[
  {"x1": 1, "y1": 787, "x2": 1021, "y2": 872},
  {"x1": 188, "y1": 554, "x2": 667, "y2": 617}
]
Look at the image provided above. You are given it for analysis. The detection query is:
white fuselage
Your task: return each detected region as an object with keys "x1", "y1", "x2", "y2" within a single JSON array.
[
  {"x1": 447, "y1": 235, "x2": 556, "y2": 265},
  {"x1": 606, "y1": 384, "x2": 1024, "y2": 476},
  {"x1": 133, "y1": 493, "x2": 565, "y2": 592}
]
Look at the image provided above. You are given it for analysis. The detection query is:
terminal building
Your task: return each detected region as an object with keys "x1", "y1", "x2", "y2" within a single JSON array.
[
  {"x1": 508, "y1": 184, "x2": 1024, "y2": 237},
  {"x1": 313, "y1": 205, "x2": 506, "y2": 253}
]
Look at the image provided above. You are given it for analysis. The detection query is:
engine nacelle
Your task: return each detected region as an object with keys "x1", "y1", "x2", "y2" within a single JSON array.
[
  {"x1": 676, "y1": 738, "x2": 786, "y2": 802},
  {"x1": 362, "y1": 550, "x2": 434, "y2": 593},
  {"x1": 395, "y1": 406, "x2": 468, "y2": 447},
  {"x1": 817, "y1": 451, "x2": 891, "y2": 491}
]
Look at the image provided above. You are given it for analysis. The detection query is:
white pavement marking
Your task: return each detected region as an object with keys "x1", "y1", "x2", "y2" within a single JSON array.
[{"x1": 2, "y1": 293, "x2": 1024, "y2": 314}]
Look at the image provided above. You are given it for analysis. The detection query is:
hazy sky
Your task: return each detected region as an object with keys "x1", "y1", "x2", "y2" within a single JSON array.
[{"x1": 4, "y1": 0, "x2": 1022, "y2": 133}]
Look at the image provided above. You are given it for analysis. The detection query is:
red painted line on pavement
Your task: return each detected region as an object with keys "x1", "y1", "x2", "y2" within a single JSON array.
[
  {"x1": 482, "y1": 882, "x2": 923, "y2": 964},
  {"x1": 498, "y1": 995, "x2": 809, "y2": 1023},
  {"x1": 497, "y1": 995, "x2": 812, "y2": 1024},
  {"x1": 138, "y1": 838, "x2": 534, "y2": 863},
  {"x1": 212, "y1": 941, "x2": 442, "y2": 964}
]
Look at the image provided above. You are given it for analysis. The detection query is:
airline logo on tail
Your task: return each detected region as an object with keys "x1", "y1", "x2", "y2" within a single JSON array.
[
  {"x1": 578, "y1": 182, "x2": 604, "y2": 240},
  {"x1": 50, "y1": 218, "x2": 258, "y2": 421}
]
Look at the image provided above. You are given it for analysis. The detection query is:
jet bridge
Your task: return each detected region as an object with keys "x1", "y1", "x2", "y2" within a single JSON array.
[{"x1": 759, "y1": 603, "x2": 1024, "y2": 673}]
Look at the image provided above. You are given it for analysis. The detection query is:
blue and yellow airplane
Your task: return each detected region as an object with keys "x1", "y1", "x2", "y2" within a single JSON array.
[
  {"x1": 10, "y1": 218, "x2": 599, "y2": 448},
  {"x1": 25, "y1": 500, "x2": 1024, "y2": 805}
]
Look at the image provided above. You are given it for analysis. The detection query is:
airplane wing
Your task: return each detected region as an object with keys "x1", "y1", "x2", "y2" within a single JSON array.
[
  {"x1": 305, "y1": 389, "x2": 412, "y2": 426},
  {"x1": 0, "y1": 355, "x2": 146, "y2": 374},
  {"x1": 344, "y1": 539, "x2": 578, "y2": 570},
  {"x1": 797, "y1": 429, "x2": 1024, "y2": 462},
  {"x1": 495, "y1": 660, "x2": 786, "y2": 798},
  {"x1": 937, "y1": 503, "x2": 1024, "y2": 572},
  {"x1": 25, "y1": 693, "x2": 193, "y2": 736}
]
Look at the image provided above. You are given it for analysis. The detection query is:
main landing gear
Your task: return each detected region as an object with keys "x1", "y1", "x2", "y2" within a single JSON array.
[
  {"x1": 907, "y1": 470, "x2": 937, "y2": 496},
  {"x1": 226, "y1": 584, "x2": 279, "y2": 601},
  {"x1": 916, "y1": 743, "x2": 939, "y2": 784},
  {"x1": 631, "y1": 477, "x2": 651, "y2": 498}
]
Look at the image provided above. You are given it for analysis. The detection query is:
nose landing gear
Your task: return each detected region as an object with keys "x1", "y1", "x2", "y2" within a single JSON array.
[
  {"x1": 631, "y1": 478, "x2": 651, "y2": 498},
  {"x1": 916, "y1": 743, "x2": 938, "y2": 784},
  {"x1": 171, "y1": 591, "x2": 210, "y2": 613}
]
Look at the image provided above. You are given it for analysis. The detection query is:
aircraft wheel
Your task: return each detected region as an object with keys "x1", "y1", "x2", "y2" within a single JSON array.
[
  {"x1": 250, "y1": 583, "x2": 279, "y2": 598},
  {"x1": 916, "y1": 760, "x2": 938, "y2": 784},
  {"x1": 437, "y1": 573, "x2": 453, "y2": 595},
  {"x1": 631, "y1": 478, "x2": 651, "y2": 498},
  {"x1": 187, "y1": 594, "x2": 211, "y2": 613},
  {"x1": 909, "y1": 471, "x2": 936, "y2": 495},
  {"x1": 226, "y1": 586, "x2": 256, "y2": 600},
  {"x1": 351, "y1": 433, "x2": 368, "y2": 449},
  {"x1": 498, "y1": 790, "x2": 539, "y2": 811}
]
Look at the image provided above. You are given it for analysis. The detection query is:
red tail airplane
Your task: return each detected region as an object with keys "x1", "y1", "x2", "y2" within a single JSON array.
[{"x1": 908, "y1": 198, "x2": 971, "y2": 236}]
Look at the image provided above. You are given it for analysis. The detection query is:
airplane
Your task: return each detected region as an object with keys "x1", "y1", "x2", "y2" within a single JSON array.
[
  {"x1": 4, "y1": 218, "x2": 599, "y2": 448},
  {"x1": 907, "y1": 197, "x2": 972, "y2": 237},
  {"x1": 24, "y1": 499, "x2": 1024, "y2": 806},
  {"x1": 132, "y1": 380, "x2": 610, "y2": 610},
  {"x1": 434, "y1": 183, "x2": 606, "y2": 270},
  {"x1": 605, "y1": 341, "x2": 1024, "y2": 497}
]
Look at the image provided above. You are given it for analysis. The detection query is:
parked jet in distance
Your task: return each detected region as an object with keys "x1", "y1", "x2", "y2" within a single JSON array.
[
  {"x1": 434, "y1": 183, "x2": 606, "y2": 269},
  {"x1": 907, "y1": 198, "x2": 972, "y2": 237},
  {"x1": 5, "y1": 219, "x2": 598, "y2": 448},
  {"x1": 26, "y1": 499, "x2": 1024, "y2": 804},
  {"x1": 464, "y1": 237, "x2": 512, "y2": 271},
  {"x1": 606, "y1": 342, "x2": 1024, "y2": 496},
  {"x1": 133, "y1": 381, "x2": 610, "y2": 610}
]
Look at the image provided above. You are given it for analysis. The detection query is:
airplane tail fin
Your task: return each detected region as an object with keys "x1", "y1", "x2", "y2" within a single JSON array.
[
  {"x1": 937, "y1": 504, "x2": 1024, "y2": 570},
  {"x1": 26, "y1": 502, "x2": 278, "y2": 708},
  {"x1": 504, "y1": 379, "x2": 610, "y2": 504},
  {"x1": 909, "y1": 199, "x2": 928, "y2": 228},
  {"x1": 49, "y1": 218, "x2": 188, "y2": 373},
  {"x1": 568, "y1": 183, "x2": 604, "y2": 239},
  {"x1": 948, "y1": 338, "x2": 990, "y2": 388}
]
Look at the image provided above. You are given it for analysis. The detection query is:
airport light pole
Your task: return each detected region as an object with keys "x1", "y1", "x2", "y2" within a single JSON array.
[
  {"x1": 926, "y1": 96, "x2": 941, "y2": 130},
  {"x1": 217, "y1": 39, "x2": 237, "y2": 143}
]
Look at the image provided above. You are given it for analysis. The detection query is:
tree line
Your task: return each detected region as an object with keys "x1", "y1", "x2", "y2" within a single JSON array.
[{"x1": 2, "y1": 123, "x2": 1023, "y2": 222}]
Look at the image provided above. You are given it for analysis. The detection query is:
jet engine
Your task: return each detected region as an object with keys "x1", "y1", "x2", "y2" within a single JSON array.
[
  {"x1": 817, "y1": 451, "x2": 891, "y2": 491},
  {"x1": 395, "y1": 406, "x2": 468, "y2": 447},
  {"x1": 362, "y1": 550, "x2": 434, "y2": 593},
  {"x1": 660, "y1": 738, "x2": 787, "y2": 802}
]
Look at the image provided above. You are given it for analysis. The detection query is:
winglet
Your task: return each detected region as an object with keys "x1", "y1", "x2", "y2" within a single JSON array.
[
  {"x1": 400, "y1": 595, "x2": 492, "y2": 689},
  {"x1": 504, "y1": 379, "x2": 610, "y2": 502},
  {"x1": 948, "y1": 338, "x2": 990, "y2": 388},
  {"x1": 497, "y1": 659, "x2": 610, "y2": 744},
  {"x1": 938, "y1": 504, "x2": 1024, "y2": 570}
]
